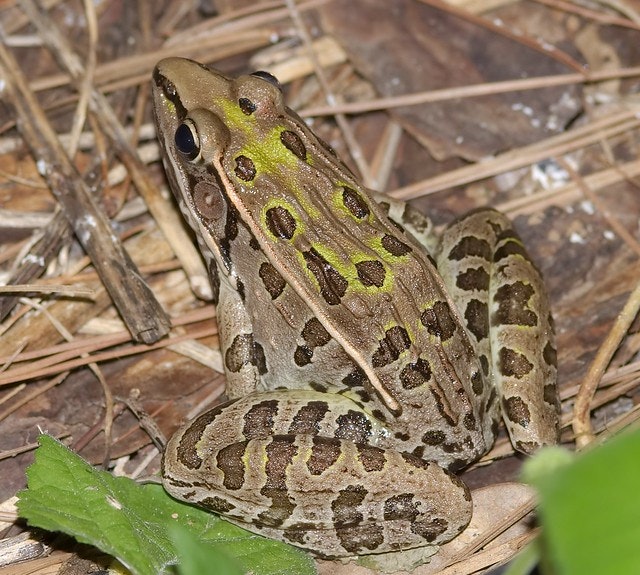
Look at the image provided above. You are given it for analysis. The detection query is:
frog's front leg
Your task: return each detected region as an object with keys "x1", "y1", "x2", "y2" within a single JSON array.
[
  {"x1": 437, "y1": 208, "x2": 559, "y2": 451},
  {"x1": 215, "y1": 280, "x2": 267, "y2": 398},
  {"x1": 162, "y1": 390, "x2": 472, "y2": 558}
]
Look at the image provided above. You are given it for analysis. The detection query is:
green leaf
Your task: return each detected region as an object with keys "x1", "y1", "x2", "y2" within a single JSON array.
[
  {"x1": 18, "y1": 435, "x2": 316, "y2": 575},
  {"x1": 172, "y1": 526, "x2": 243, "y2": 575},
  {"x1": 525, "y1": 428, "x2": 640, "y2": 575}
]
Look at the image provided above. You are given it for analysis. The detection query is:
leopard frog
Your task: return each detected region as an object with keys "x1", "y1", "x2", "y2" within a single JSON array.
[{"x1": 152, "y1": 57, "x2": 559, "y2": 558}]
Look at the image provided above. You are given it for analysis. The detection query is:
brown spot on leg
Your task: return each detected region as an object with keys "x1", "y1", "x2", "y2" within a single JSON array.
[
  {"x1": 499, "y1": 347, "x2": 534, "y2": 378},
  {"x1": 465, "y1": 299, "x2": 489, "y2": 341},
  {"x1": 335, "y1": 410, "x2": 372, "y2": 443},
  {"x1": 217, "y1": 441, "x2": 247, "y2": 490},
  {"x1": 257, "y1": 488, "x2": 296, "y2": 527},
  {"x1": 471, "y1": 370, "x2": 484, "y2": 395},
  {"x1": 493, "y1": 281, "x2": 537, "y2": 326},
  {"x1": 456, "y1": 266, "x2": 490, "y2": 292},
  {"x1": 225, "y1": 333, "x2": 267, "y2": 374},
  {"x1": 307, "y1": 436, "x2": 341, "y2": 475},
  {"x1": 288, "y1": 401, "x2": 330, "y2": 434},
  {"x1": 494, "y1": 231, "x2": 529, "y2": 261},
  {"x1": 242, "y1": 399, "x2": 279, "y2": 439},
  {"x1": 331, "y1": 484, "x2": 367, "y2": 527},
  {"x1": 264, "y1": 436, "x2": 298, "y2": 489},
  {"x1": 355, "y1": 444, "x2": 386, "y2": 472},
  {"x1": 448, "y1": 236, "x2": 491, "y2": 261},
  {"x1": 412, "y1": 517, "x2": 449, "y2": 542},
  {"x1": 199, "y1": 496, "x2": 236, "y2": 514},
  {"x1": 544, "y1": 383, "x2": 559, "y2": 408},
  {"x1": 257, "y1": 437, "x2": 298, "y2": 526},
  {"x1": 503, "y1": 396, "x2": 532, "y2": 427},
  {"x1": 543, "y1": 340, "x2": 558, "y2": 367},
  {"x1": 384, "y1": 493, "x2": 419, "y2": 522},
  {"x1": 336, "y1": 524, "x2": 384, "y2": 554},
  {"x1": 422, "y1": 429, "x2": 446, "y2": 445},
  {"x1": 174, "y1": 402, "x2": 233, "y2": 469}
]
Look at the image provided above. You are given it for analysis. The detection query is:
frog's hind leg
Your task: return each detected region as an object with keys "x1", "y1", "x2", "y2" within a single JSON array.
[
  {"x1": 437, "y1": 208, "x2": 559, "y2": 453},
  {"x1": 163, "y1": 390, "x2": 473, "y2": 557}
]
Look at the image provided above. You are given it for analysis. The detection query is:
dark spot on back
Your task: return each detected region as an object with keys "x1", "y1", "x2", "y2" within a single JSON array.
[
  {"x1": 301, "y1": 317, "x2": 332, "y2": 347},
  {"x1": 342, "y1": 186, "x2": 370, "y2": 219},
  {"x1": 421, "y1": 301, "x2": 457, "y2": 341},
  {"x1": 303, "y1": 248, "x2": 348, "y2": 305},
  {"x1": 372, "y1": 325, "x2": 411, "y2": 367},
  {"x1": 381, "y1": 234, "x2": 412, "y2": 257},
  {"x1": 265, "y1": 205, "x2": 297, "y2": 240},
  {"x1": 342, "y1": 367, "x2": 368, "y2": 387},
  {"x1": 355, "y1": 259, "x2": 386, "y2": 288},
  {"x1": 238, "y1": 97, "x2": 256, "y2": 115},
  {"x1": 280, "y1": 130, "x2": 307, "y2": 160},
  {"x1": 400, "y1": 358, "x2": 432, "y2": 389},
  {"x1": 234, "y1": 155, "x2": 256, "y2": 181}
]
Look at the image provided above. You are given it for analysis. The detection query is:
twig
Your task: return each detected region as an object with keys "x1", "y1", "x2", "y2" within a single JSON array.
[
  {"x1": 573, "y1": 282, "x2": 640, "y2": 447},
  {"x1": 299, "y1": 66, "x2": 640, "y2": 117}
]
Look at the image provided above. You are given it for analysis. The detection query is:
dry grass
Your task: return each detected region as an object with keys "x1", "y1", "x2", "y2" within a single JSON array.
[{"x1": 1, "y1": 0, "x2": 640, "y2": 573}]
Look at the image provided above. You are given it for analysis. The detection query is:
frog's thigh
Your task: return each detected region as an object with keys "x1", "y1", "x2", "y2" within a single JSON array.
[
  {"x1": 437, "y1": 208, "x2": 559, "y2": 452},
  {"x1": 217, "y1": 281, "x2": 263, "y2": 398},
  {"x1": 163, "y1": 390, "x2": 473, "y2": 557},
  {"x1": 242, "y1": 439, "x2": 473, "y2": 557}
]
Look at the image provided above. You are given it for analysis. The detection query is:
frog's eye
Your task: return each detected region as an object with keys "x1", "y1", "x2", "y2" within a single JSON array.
[
  {"x1": 174, "y1": 120, "x2": 200, "y2": 161},
  {"x1": 251, "y1": 70, "x2": 282, "y2": 92}
]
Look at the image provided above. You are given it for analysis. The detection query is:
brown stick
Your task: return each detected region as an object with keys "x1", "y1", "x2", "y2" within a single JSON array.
[{"x1": 0, "y1": 40, "x2": 170, "y2": 344}]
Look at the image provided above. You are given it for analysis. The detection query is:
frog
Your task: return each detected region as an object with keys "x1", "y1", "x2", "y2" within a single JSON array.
[{"x1": 152, "y1": 57, "x2": 559, "y2": 558}]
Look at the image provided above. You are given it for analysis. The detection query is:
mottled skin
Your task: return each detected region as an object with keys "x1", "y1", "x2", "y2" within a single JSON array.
[{"x1": 153, "y1": 57, "x2": 559, "y2": 558}]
